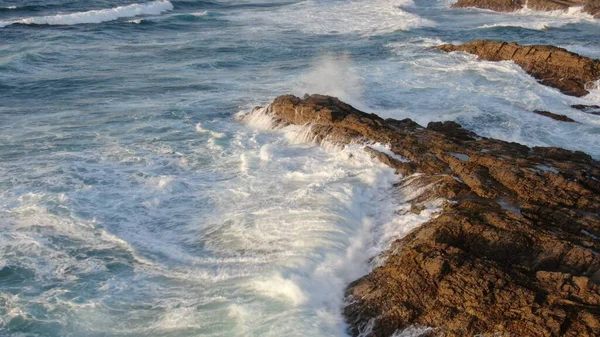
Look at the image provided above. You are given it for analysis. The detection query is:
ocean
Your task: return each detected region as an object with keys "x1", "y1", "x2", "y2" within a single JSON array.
[{"x1": 0, "y1": 0, "x2": 599, "y2": 336}]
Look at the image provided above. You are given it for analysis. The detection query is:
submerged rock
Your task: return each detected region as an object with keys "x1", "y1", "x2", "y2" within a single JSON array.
[
  {"x1": 438, "y1": 40, "x2": 600, "y2": 97},
  {"x1": 572, "y1": 104, "x2": 600, "y2": 115},
  {"x1": 242, "y1": 94, "x2": 600, "y2": 337},
  {"x1": 452, "y1": 0, "x2": 600, "y2": 18},
  {"x1": 532, "y1": 110, "x2": 577, "y2": 122}
]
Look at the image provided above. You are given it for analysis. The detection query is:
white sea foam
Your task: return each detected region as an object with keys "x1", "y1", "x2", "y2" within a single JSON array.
[
  {"x1": 251, "y1": 274, "x2": 308, "y2": 306},
  {"x1": 227, "y1": 0, "x2": 436, "y2": 36},
  {"x1": 147, "y1": 175, "x2": 174, "y2": 189},
  {"x1": 478, "y1": 5, "x2": 597, "y2": 30},
  {"x1": 259, "y1": 144, "x2": 273, "y2": 162},
  {"x1": 391, "y1": 326, "x2": 436, "y2": 337},
  {"x1": 383, "y1": 39, "x2": 600, "y2": 157},
  {"x1": 4, "y1": 0, "x2": 598, "y2": 334},
  {"x1": 0, "y1": 197, "x2": 150, "y2": 285},
  {"x1": 125, "y1": 18, "x2": 144, "y2": 24},
  {"x1": 368, "y1": 143, "x2": 412, "y2": 163},
  {"x1": 195, "y1": 122, "x2": 226, "y2": 138},
  {"x1": 237, "y1": 106, "x2": 278, "y2": 131},
  {"x1": 202, "y1": 105, "x2": 438, "y2": 334},
  {"x1": 0, "y1": 0, "x2": 173, "y2": 28}
]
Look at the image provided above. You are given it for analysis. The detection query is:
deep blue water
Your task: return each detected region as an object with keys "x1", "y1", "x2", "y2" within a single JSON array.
[{"x1": 1, "y1": 1, "x2": 599, "y2": 336}]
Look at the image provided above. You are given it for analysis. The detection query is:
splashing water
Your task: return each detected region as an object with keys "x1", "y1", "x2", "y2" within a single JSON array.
[{"x1": 0, "y1": 0, "x2": 599, "y2": 336}]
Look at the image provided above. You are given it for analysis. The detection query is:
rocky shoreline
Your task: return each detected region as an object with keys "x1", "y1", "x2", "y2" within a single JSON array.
[
  {"x1": 438, "y1": 40, "x2": 600, "y2": 97},
  {"x1": 452, "y1": 0, "x2": 600, "y2": 18},
  {"x1": 241, "y1": 94, "x2": 600, "y2": 337}
]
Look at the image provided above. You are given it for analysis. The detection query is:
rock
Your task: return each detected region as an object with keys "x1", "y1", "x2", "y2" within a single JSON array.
[
  {"x1": 438, "y1": 40, "x2": 600, "y2": 97},
  {"x1": 241, "y1": 94, "x2": 600, "y2": 337},
  {"x1": 527, "y1": 0, "x2": 586, "y2": 11},
  {"x1": 532, "y1": 110, "x2": 577, "y2": 122},
  {"x1": 452, "y1": 0, "x2": 600, "y2": 18},
  {"x1": 452, "y1": 0, "x2": 524, "y2": 12},
  {"x1": 584, "y1": 0, "x2": 600, "y2": 17},
  {"x1": 572, "y1": 104, "x2": 600, "y2": 115}
]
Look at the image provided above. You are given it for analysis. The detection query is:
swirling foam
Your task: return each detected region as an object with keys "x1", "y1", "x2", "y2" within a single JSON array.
[
  {"x1": 478, "y1": 6, "x2": 597, "y2": 30},
  {"x1": 0, "y1": 0, "x2": 173, "y2": 28},
  {"x1": 381, "y1": 38, "x2": 600, "y2": 158},
  {"x1": 227, "y1": 0, "x2": 436, "y2": 36}
]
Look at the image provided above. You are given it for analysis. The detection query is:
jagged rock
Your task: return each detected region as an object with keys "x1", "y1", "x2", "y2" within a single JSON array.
[
  {"x1": 438, "y1": 40, "x2": 600, "y2": 97},
  {"x1": 452, "y1": 0, "x2": 523, "y2": 12},
  {"x1": 452, "y1": 0, "x2": 600, "y2": 18},
  {"x1": 532, "y1": 110, "x2": 577, "y2": 122},
  {"x1": 584, "y1": 0, "x2": 600, "y2": 16},
  {"x1": 241, "y1": 94, "x2": 600, "y2": 337},
  {"x1": 527, "y1": 0, "x2": 586, "y2": 11}
]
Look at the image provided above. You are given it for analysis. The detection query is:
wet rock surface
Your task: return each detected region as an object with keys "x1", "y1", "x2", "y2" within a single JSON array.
[
  {"x1": 242, "y1": 94, "x2": 600, "y2": 337},
  {"x1": 572, "y1": 104, "x2": 600, "y2": 115},
  {"x1": 438, "y1": 40, "x2": 600, "y2": 97},
  {"x1": 585, "y1": 0, "x2": 600, "y2": 16},
  {"x1": 452, "y1": 0, "x2": 524, "y2": 12},
  {"x1": 532, "y1": 110, "x2": 577, "y2": 122},
  {"x1": 452, "y1": 0, "x2": 600, "y2": 18}
]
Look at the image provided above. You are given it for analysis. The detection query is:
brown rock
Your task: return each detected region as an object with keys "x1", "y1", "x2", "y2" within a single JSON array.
[
  {"x1": 532, "y1": 110, "x2": 577, "y2": 122},
  {"x1": 452, "y1": 0, "x2": 600, "y2": 17},
  {"x1": 452, "y1": 0, "x2": 524, "y2": 12},
  {"x1": 241, "y1": 94, "x2": 600, "y2": 337},
  {"x1": 584, "y1": 0, "x2": 600, "y2": 17},
  {"x1": 438, "y1": 40, "x2": 600, "y2": 97},
  {"x1": 527, "y1": 0, "x2": 586, "y2": 11}
]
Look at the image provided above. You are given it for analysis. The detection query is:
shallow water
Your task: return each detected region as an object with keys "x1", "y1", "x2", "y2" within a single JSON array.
[{"x1": 0, "y1": 1, "x2": 599, "y2": 336}]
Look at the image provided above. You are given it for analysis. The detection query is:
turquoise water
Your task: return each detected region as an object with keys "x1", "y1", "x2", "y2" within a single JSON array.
[{"x1": 1, "y1": 1, "x2": 599, "y2": 336}]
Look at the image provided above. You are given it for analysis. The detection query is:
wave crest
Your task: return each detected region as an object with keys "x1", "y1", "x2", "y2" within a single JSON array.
[{"x1": 0, "y1": 0, "x2": 173, "y2": 28}]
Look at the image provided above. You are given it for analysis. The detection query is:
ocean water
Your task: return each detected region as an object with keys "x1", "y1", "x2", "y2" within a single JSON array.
[{"x1": 0, "y1": 1, "x2": 599, "y2": 336}]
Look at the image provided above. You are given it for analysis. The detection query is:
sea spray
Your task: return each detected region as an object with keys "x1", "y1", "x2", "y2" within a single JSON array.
[
  {"x1": 296, "y1": 53, "x2": 365, "y2": 108},
  {"x1": 2, "y1": 0, "x2": 599, "y2": 335}
]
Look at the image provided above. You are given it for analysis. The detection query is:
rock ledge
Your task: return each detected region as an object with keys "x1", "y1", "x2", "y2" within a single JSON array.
[
  {"x1": 242, "y1": 94, "x2": 600, "y2": 337},
  {"x1": 438, "y1": 40, "x2": 600, "y2": 97}
]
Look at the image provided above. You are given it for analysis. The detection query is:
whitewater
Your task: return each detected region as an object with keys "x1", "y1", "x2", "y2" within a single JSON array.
[
  {"x1": 0, "y1": 0, "x2": 599, "y2": 336},
  {"x1": 0, "y1": 1, "x2": 173, "y2": 27}
]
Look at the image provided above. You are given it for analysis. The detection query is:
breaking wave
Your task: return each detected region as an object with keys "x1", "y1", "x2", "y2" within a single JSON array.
[
  {"x1": 226, "y1": 0, "x2": 436, "y2": 36},
  {"x1": 0, "y1": 0, "x2": 173, "y2": 28}
]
